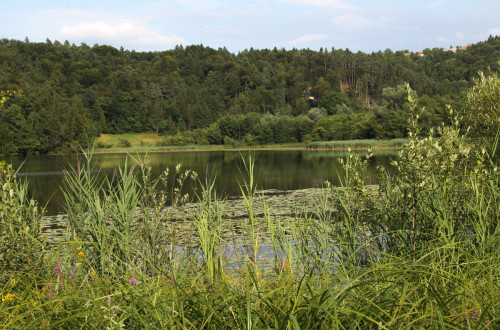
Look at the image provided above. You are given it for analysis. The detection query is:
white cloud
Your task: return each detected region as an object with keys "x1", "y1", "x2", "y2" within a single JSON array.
[
  {"x1": 331, "y1": 15, "x2": 372, "y2": 31},
  {"x1": 279, "y1": 0, "x2": 353, "y2": 10},
  {"x1": 290, "y1": 34, "x2": 327, "y2": 46},
  {"x1": 60, "y1": 21, "x2": 186, "y2": 49}
]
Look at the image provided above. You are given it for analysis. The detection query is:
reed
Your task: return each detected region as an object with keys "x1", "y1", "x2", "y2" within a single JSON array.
[{"x1": 307, "y1": 138, "x2": 408, "y2": 150}]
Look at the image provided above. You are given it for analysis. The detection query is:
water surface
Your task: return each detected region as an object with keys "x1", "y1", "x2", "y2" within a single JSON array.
[{"x1": 1, "y1": 149, "x2": 396, "y2": 215}]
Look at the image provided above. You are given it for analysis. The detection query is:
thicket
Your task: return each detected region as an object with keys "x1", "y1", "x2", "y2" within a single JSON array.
[
  {"x1": 1, "y1": 74, "x2": 499, "y2": 328},
  {"x1": 0, "y1": 36, "x2": 498, "y2": 154}
]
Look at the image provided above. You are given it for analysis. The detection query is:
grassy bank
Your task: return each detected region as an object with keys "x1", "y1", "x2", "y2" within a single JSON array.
[
  {"x1": 96, "y1": 133, "x2": 164, "y2": 148},
  {"x1": 95, "y1": 133, "x2": 307, "y2": 153},
  {"x1": 95, "y1": 133, "x2": 408, "y2": 154},
  {"x1": 307, "y1": 138, "x2": 408, "y2": 150},
  {"x1": 93, "y1": 143, "x2": 308, "y2": 154}
]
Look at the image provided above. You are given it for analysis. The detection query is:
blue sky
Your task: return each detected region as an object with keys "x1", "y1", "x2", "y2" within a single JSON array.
[{"x1": 3, "y1": 0, "x2": 499, "y2": 53}]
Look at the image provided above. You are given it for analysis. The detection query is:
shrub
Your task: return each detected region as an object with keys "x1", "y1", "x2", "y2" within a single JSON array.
[
  {"x1": 96, "y1": 141, "x2": 112, "y2": 149},
  {"x1": 118, "y1": 138, "x2": 131, "y2": 148},
  {"x1": 0, "y1": 161, "x2": 44, "y2": 275}
]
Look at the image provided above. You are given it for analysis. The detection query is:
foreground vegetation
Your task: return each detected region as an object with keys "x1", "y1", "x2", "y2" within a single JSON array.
[{"x1": 1, "y1": 80, "x2": 499, "y2": 328}]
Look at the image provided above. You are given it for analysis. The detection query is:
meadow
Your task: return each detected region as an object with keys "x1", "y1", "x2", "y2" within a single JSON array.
[
  {"x1": 1, "y1": 83, "x2": 499, "y2": 328},
  {"x1": 95, "y1": 133, "x2": 307, "y2": 153}
]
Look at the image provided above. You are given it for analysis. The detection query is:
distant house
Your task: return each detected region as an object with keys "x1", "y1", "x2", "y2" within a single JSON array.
[
  {"x1": 442, "y1": 45, "x2": 470, "y2": 53},
  {"x1": 404, "y1": 51, "x2": 425, "y2": 57}
]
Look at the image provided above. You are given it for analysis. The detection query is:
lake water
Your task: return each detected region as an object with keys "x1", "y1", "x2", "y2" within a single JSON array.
[{"x1": 1, "y1": 149, "x2": 396, "y2": 215}]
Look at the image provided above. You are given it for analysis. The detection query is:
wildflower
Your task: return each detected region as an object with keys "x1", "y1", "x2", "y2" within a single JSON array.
[
  {"x1": 2, "y1": 293, "x2": 15, "y2": 302},
  {"x1": 50, "y1": 291, "x2": 55, "y2": 298},
  {"x1": 129, "y1": 279, "x2": 137, "y2": 285},
  {"x1": 77, "y1": 251, "x2": 84, "y2": 261},
  {"x1": 55, "y1": 261, "x2": 63, "y2": 277}
]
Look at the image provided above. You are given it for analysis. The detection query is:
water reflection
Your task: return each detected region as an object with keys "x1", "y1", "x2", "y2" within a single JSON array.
[{"x1": 1, "y1": 149, "x2": 396, "y2": 215}]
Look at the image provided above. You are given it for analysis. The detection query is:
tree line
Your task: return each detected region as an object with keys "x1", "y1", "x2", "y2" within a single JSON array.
[{"x1": 0, "y1": 36, "x2": 498, "y2": 155}]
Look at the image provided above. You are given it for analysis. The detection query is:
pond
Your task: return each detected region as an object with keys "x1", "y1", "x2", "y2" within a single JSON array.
[{"x1": 1, "y1": 149, "x2": 397, "y2": 215}]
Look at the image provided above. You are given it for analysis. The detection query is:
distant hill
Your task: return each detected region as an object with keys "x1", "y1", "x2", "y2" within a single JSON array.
[{"x1": 0, "y1": 36, "x2": 498, "y2": 155}]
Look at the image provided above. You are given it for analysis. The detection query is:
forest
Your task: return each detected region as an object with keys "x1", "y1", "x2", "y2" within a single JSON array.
[{"x1": 0, "y1": 35, "x2": 499, "y2": 155}]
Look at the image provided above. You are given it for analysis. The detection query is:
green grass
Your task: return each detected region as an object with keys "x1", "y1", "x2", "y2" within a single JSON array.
[
  {"x1": 307, "y1": 138, "x2": 409, "y2": 149},
  {"x1": 95, "y1": 133, "x2": 408, "y2": 154},
  {"x1": 96, "y1": 133, "x2": 164, "y2": 148},
  {"x1": 93, "y1": 144, "x2": 307, "y2": 154},
  {"x1": 94, "y1": 133, "x2": 307, "y2": 153},
  {"x1": 95, "y1": 143, "x2": 227, "y2": 153}
]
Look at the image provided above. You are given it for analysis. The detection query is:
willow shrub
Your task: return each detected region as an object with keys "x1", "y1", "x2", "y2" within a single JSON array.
[{"x1": 325, "y1": 83, "x2": 499, "y2": 327}]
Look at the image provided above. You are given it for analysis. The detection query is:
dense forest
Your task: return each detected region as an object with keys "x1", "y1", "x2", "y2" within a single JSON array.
[{"x1": 0, "y1": 36, "x2": 499, "y2": 155}]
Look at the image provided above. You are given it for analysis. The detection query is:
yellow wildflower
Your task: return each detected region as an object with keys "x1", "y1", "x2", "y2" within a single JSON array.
[
  {"x1": 77, "y1": 251, "x2": 85, "y2": 261},
  {"x1": 2, "y1": 293, "x2": 15, "y2": 302}
]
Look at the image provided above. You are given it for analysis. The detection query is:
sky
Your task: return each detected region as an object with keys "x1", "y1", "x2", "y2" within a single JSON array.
[{"x1": 2, "y1": 0, "x2": 499, "y2": 53}]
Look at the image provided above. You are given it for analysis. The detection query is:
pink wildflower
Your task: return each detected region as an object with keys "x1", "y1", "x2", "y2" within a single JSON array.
[{"x1": 55, "y1": 261, "x2": 62, "y2": 276}]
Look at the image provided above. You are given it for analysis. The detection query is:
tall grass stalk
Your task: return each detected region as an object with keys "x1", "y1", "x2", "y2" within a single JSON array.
[
  {"x1": 238, "y1": 154, "x2": 260, "y2": 263},
  {"x1": 194, "y1": 178, "x2": 225, "y2": 284}
]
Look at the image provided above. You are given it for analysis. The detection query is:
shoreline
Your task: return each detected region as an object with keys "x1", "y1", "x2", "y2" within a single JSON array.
[{"x1": 59, "y1": 145, "x2": 401, "y2": 156}]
